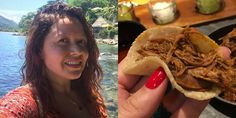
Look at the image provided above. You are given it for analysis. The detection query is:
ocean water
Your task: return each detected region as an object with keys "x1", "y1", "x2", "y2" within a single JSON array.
[
  {"x1": 0, "y1": 32, "x2": 118, "y2": 117},
  {"x1": 99, "y1": 44, "x2": 118, "y2": 117},
  {"x1": 0, "y1": 32, "x2": 25, "y2": 96}
]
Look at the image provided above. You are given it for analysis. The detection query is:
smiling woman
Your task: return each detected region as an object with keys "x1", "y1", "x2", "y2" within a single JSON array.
[
  {"x1": 42, "y1": 17, "x2": 89, "y2": 82},
  {"x1": 0, "y1": 2, "x2": 107, "y2": 118}
]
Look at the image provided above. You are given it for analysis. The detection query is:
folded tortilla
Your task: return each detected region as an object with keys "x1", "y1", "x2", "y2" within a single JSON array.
[{"x1": 122, "y1": 26, "x2": 221, "y2": 100}]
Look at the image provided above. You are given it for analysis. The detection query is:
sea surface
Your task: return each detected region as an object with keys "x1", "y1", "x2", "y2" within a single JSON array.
[{"x1": 0, "y1": 32, "x2": 118, "y2": 117}]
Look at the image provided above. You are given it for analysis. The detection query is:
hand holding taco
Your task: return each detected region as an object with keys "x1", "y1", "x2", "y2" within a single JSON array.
[{"x1": 122, "y1": 26, "x2": 235, "y2": 100}]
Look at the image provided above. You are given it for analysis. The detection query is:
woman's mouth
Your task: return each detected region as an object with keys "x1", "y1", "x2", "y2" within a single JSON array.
[{"x1": 64, "y1": 61, "x2": 82, "y2": 68}]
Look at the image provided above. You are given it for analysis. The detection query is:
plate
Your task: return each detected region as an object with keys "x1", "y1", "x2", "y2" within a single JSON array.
[{"x1": 209, "y1": 24, "x2": 236, "y2": 117}]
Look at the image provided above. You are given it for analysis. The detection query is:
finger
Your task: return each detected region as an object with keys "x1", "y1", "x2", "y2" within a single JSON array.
[
  {"x1": 217, "y1": 46, "x2": 231, "y2": 60},
  {"x1": 119, "y1": 67, "x2": 168, "y2": 118},
  {"x1": 118, "y1": 60, "x2": 142, "y2": 104},
  {"x1": 130, "y1": 76, "x2": 149, "y2": 93},
  {"x1": 118, "y1": 59, "x2": 142, "y2": 90},
  {"x1": 163, "y1": 89, "x2": 187, "y2": 113},
  {"x1": 171, "y1": 98, "x2": 209, "y2": 118}
]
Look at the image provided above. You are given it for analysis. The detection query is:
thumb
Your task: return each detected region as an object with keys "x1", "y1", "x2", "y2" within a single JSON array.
[
  {"x1": 119, "y1": 67, "x2": 168, "y2": 118},
  {"x1": 217, "y1": 46, "x2": 231, "y2": 59},
  {"x1": 217, "y1": 46, "x2": 231, "y2": 60}
]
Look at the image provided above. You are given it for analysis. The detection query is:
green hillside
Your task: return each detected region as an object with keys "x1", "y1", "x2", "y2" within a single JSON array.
[{"x1": 0, "y1": 15, "x2": 18, "y2": 32}]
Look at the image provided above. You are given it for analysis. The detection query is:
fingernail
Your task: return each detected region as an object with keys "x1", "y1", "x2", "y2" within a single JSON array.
[{"x1": 145, "y1": 67, "x2": 166, "y2": 89}]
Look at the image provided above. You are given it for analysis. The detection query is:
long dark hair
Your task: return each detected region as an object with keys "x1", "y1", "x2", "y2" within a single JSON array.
[{"x1": 21, "y1": 2, "x2": 107, "y2": 117}]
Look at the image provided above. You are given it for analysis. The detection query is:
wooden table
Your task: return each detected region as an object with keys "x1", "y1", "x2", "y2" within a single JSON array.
[{"x1": 125, "y1": 0, "x2": 236, "y2": 29}]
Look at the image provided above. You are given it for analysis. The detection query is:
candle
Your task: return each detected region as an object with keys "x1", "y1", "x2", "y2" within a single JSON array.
[{"x1": 149, "y1": 1, "x2": 177, "y2": 24}]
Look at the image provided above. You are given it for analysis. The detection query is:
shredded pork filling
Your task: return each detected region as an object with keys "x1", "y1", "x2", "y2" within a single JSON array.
[
  {"x1": 137, "y1": 28, "x2": 236, "y2": 102},
  {"x1": 220, "y1": 29, "x2": 236, "y2": 102}
]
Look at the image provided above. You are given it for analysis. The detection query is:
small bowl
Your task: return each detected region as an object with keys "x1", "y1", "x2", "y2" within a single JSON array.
[
  {"x1": 209, "y1": 24, "x2": 236, "y2": 117},
  {"x1": 118, "y1": 21, "x2": 146, "y2": 62}
]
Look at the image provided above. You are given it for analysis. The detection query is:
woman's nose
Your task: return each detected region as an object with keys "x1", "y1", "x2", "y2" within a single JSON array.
[
  {"x1": 68, "y1": 45, "x2": 83, "y2": 57},
  {"x1": 69, "y1": 43, "x2": 81, "y2": 53}
]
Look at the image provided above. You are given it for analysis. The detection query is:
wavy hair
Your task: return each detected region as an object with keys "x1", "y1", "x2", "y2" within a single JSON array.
[{"x1": 21, "y1": 2, "x2": 107, "y2": 117}]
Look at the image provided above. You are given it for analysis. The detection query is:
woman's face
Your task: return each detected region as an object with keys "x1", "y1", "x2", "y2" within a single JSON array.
[{"x1": 41, "y1": 16, "x2": 89, "y2": 81}]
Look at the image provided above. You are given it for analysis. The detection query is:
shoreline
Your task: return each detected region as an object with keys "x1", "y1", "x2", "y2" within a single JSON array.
[{"x1": 96, "y1": 38, "x2": 118, "y2": 45}]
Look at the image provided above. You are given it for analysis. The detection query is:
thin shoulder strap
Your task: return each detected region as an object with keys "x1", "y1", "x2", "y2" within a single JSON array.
[{"x1": 35, "y1": 95, "x2": 44, "y2": 118}]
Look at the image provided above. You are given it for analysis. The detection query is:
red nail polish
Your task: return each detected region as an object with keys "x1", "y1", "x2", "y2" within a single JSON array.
[{"x1": 145, "y1": 67, "x2": 166, "y2": 89}]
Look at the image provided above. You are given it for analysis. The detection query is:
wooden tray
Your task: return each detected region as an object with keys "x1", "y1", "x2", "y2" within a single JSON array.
[{"x1": 134, "y1": 0, "x2": 236, "y2": 29}]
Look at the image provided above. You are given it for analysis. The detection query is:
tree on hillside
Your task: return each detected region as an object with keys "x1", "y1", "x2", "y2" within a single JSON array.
[
  {"x1": 67, "y1": 0, "x2": 117, "y2": 23},
  {"x1": 18, "y1": 0, "x2": 118, "y2": 38},
  {"x1": 67, "y1": 0, "x2": 109, "y2": 13},
  {"x1": 18, "y1": 12, "x2": 36, "y2": 34},
  {"x1": 67, "y1": 0, "x2": 117, "y2": 39},
  {"x1": 101, "y1": 5, "x2": 117, "y2": 23},
  {"x1": 37, "y1": 0, "x2": 60, "y2": 12},
  {"x1": 18, "y1": 0, "x2": 59, "y2": 34}
]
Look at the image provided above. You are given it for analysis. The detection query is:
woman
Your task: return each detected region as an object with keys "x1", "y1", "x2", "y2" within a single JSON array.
[{"x1": 0, "y1": 2, "x2": 107, "y2": 118}]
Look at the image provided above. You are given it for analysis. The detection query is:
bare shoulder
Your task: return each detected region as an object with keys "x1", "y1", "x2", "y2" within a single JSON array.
[{"x1": 0, "y1": 84, "x2": 39, "y2": 117}]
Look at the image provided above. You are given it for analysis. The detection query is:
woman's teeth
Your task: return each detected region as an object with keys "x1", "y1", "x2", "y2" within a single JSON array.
[{"x1": 65, "y1": 62, "x2": 81, "y2": 65}]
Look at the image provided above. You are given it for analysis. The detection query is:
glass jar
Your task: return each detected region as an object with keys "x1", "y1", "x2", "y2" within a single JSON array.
[
  {"x1": 196, "y1": 0, "x2": 224, "y2": 14},
  {"x1": 148, "y1": 0, "x2": 178, "y2": 25},
  {"x1": 118, "y1": 2, "x2": 137, "y2": 21}
]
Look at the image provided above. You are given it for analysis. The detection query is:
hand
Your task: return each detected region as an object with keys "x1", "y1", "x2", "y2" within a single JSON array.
[
  {"x1": 118, "y1": 60, "x2": 168, "y2": 118},
  {"x1": 118, "y1": 46, "x2": 231, "y2": 118}
]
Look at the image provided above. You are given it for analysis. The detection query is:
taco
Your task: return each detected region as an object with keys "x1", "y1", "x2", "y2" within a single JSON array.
[
  {"x1": 122, "y1": 26, "x2": 235, "y2": 100},
  {"x1": 219, "y1": 28, "x2": 236, "y2": 102}
]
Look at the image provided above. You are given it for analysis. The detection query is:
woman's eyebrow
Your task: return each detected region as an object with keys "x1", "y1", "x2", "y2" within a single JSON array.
[{"x1": 56, "y1": 32, "x2": 70, "y2": 39}]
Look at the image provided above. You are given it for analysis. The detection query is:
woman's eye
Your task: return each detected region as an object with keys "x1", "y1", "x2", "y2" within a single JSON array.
[
  {"x1": 58, "y1": 39, "x2": 68, "y2": 44},
  {"x1": 77, "y1": 40, "x2": 86, "y2": 46}
]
